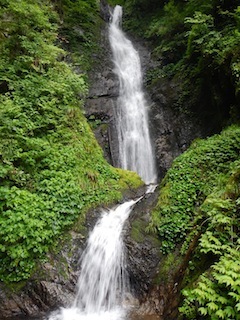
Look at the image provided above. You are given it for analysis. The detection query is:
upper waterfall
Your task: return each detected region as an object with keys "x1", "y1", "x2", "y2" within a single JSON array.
[{"x1": 109, "y1": 5, "x2": 157, "y2": 185}]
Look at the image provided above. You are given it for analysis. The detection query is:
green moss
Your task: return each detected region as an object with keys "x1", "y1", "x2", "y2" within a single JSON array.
[
  {"x1": 131, "y1": 219, "x2": 146, "y2": 243},
  {"x1": 154, "y1": 251, "x2": 182, "y2": 285},
  {"x1": 114, "y1": 168, "x2": 144, "y2": 190}
]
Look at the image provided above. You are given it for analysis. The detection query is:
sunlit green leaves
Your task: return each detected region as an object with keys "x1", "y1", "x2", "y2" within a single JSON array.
[
  {"x1": 180, "y1": 246, "x2": 240, "y2": 319},
  {"x1": 178, "y1": 159, "x2": 240, "y2": 318},
  {"x1": 0, "y1": 0, "x2": 59, "y2": 74},
  {"x1": 0, "y1": 0, "x2": 143, "y2": 282}
]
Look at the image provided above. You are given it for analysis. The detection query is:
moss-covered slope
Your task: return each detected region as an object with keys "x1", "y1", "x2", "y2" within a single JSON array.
[
  {"x1": 151, "y1": 125, "x2": 240, "y2": 319},
  {"x1": 0, "y1": 0, "x2": 142, "y2": 283}
]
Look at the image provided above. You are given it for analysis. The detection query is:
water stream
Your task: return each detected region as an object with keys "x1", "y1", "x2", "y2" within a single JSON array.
[
  {"x1": 48, "y1": 5, "x2": 157, "y2": 320},
  {"x1": 109, "y1": 5, "x2": 157, "y2": 184}
]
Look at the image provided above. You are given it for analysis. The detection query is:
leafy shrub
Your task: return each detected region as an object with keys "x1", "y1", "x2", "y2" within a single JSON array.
[
  {"x1": 180, "y1": 246, "x2": 240, "y2": 319},
  {"x1": 150, "y1": 126, "x2": 240, "y2": 318}
]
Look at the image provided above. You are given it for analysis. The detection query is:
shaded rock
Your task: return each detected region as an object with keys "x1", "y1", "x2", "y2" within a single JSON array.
[
  {"x1": 148, "y1": 77, "x2": 204, "y2": 179},
  {"x1": 100, "y1": 0, "x2": 111, "y2": 22},
  {"x1": 84, "y1": 17, "x2": 120, "y2": 165},
  {"x1": 123, "y1": 187, "x2": 182, "y2": 320},
  {"x1": 124, "y1": 188, "x2": 161, "y2": 297}
]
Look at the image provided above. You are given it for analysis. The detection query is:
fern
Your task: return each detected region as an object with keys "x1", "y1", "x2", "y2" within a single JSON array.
[{"x1": 181, "y1": 246, "x2": 240, "y2": 319}]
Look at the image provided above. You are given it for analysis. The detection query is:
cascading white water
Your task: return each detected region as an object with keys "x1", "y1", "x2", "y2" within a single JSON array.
[
  {"x1": 109, "y1": 5, "x2": 157, "y2": 185},
  {"x1": 48, "y1": 6, "x2": 157, "y2": 320},
  {"x1": 73, "y1": 200, "x2": 136, "y2": 313},
  {"x1": 48, "y1": 199, "x2": 139, "y2": 320}
]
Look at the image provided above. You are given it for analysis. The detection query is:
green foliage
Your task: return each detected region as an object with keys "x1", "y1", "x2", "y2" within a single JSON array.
[
  {"x1": 199, "y1": 194, "x2": 238, "y2": 256},
  {"x1": 185, "y1": 8, "x2": 240, "y2": 75},
  {"x1": 54, "y1": 0, "x2": 102, "y2": 71},
  {"x1": 0, "y1": 0, "x2": 60, "y2": 70},
  {"x1": 0, "y1": 0, "x2": 143, "y2": 283},
  {"x1": 180, "y1": 246, "x2": 240, "y2": 319},
  {"x1": 151, "y1": 125, "x2": 240, "y2": 254},
  {"x1": 108, "y1": 0, "x2": 125, "y2": 6},
  {"x1": 179, "y1": 159, "x2": 240, "y2": 319},
  {"x1": 151, "y1": 126, "x2": 240, "y2": 318},
  {"x1": 141, "y1": 1, "x2": 186, "y2": 62},
  {"x1": 59, "y1": 0, "x2": 99, "y2": 27}
]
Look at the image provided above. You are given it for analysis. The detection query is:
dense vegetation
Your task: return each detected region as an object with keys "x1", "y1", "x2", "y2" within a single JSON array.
[
  {"x1": 0, "y1": 0, "x2": 142, "y2": 283},
  {"x1": 151, "y1": 126, "x2": 240, "y2": 318},
  {"x1": 151, "y1": 126, "x2": 240, "y2": 254},
  {"x1": 108, "y1": 0, "x2": 240, "y2": 318}
]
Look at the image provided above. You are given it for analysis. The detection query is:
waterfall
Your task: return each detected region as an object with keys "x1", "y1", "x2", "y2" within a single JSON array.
[
  {"x1": 109, "y1": 5, "x2": 157, "y2": 185},
  {"x1": 48, "y1": 5, "x2": 157, "y2": 320},
  {"x1": 73, "y1": 200, "x2": 137, "y2": 313},
  {"x1": 49, "y1": 200, "x2": 139, "y2": 320}
]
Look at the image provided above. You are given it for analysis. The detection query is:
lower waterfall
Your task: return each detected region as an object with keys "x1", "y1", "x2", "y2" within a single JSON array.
[{"x1": 49, "y1": 199, "x2": 140, "y2": 320}]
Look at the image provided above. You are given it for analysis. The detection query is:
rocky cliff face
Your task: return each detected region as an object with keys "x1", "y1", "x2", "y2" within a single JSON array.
[
  {"x1": 84, "y1": 28, "x2": 120, "y2": 167},
  {"x1": 125, "y1": 188, "x2": 161, "y2": 298}
]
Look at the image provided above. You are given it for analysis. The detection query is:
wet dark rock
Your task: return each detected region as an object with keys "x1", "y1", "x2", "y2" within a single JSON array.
[
  {"x1": 124, "y1": 188, "x2": 183, "y2": 319},
  {"x1": 148, "y1": 77, "x2": 205, "y2": 179},
  {"x1": 100, "y1": 0, "x2": 112, "y2": 22},
  {"x1": 84, "y1": 14, "x2": 120, "y2": 165},
  {"x1": 127, "y1": 36, "x2": 205, "y2": 180},
  {"x1": 125, "y1": 188, "x2": 161, "y2": 297}
]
